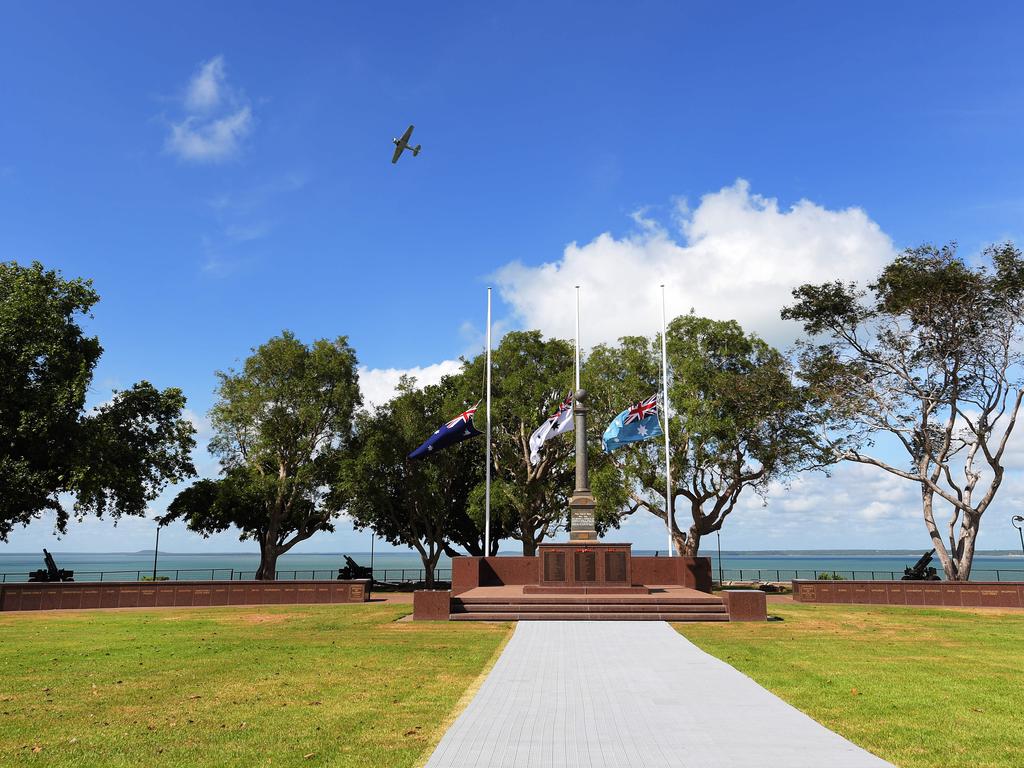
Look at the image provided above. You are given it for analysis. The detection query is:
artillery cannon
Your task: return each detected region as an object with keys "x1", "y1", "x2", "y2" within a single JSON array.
[
  {"x1": 901, "y1": 549, "x2": 941, "y2": 581},
  {"x1": 27, "y1": 549, "x2": 74, "y2": 582},
  {"x1": 337, "y1": 555, "x2": 372, "y2": 581}
]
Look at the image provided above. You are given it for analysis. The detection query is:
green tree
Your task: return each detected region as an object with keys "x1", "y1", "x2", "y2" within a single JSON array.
[
  {"x1": 459, "y1": 331, "x2": 625, "y2": 556},
  {"x1": 338, "y1": 375, "x2": 486, "y2": 586},
  {"x1": 0, "y1": 260, "x2": 196, "y2": 540},
  {"x1": 783, "y1": 242, "x2": 1024, "y2": 580},
  {"x1": 587, "y1": 316, "x2": 823, "y2": 555},
  {"x1": 165, "y1": 332, "x2": 361, "y2": 580}
]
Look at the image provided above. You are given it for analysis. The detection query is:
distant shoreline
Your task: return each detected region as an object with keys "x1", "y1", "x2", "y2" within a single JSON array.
[{"x1": 2, "y1": 549, "x2": 1021, "y2": 557}]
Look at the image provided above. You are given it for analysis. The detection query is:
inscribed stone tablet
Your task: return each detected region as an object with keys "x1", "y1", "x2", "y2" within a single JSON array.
[
  {"x1": 605, "y1": 551, "x2": 627, "y2": 583},
  {"x1": 544, "y1": 551, "x2": 566, "y2": 582},
  {"x1": 572, "y1": 509, "x2": 595, "y2": 530},
  {"x1": 575, "y1": 551, "x2": 597, "y2": 582}
]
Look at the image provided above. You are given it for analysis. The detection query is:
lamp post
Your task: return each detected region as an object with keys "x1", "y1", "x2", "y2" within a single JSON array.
[
  {"x1": 369, "y1": 530, "x2": 375, "y2": 599},
  {"x1": 1012, "y1": 515, "x2": 1024, "y2": 558},
  {"x1": 716, "y1": 530, "x2": 724, "y2": 587},
  {"x1": 152, "y1": 518, "x2": 163, "y2": 581}
]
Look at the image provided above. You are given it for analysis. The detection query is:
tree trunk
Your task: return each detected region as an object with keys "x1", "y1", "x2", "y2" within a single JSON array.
[
  {"x1": 681, "y1": 527, "x2": 699, "y2": 557},
  {"x1": 520, "y1": 526, "x2": 537, "y2": 557},
  {"x1": 430, "y1": 551, "x2": 444, "y2": 588},
  {"x1": 424, "y1": 558, "x2": 434, "y2": 589},
  {"x1": 953, "y1": 515, "x2": 979, "y2": 582},
  {"x1": 417, "y1": 547, "x2": 443, "y2": 588},
  {"x1": 255, "y1": 543, "x2": 279, "y2": 581},
  {"x1": 921, "y1": 485, "x2": 960, "y2": 581},
  {"x1": 680, "y1": 500, "x2": 702, "y2": 556}
]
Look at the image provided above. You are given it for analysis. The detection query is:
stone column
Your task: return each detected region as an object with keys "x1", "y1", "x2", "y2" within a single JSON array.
[{"x1": 568, "y1": 389, "x2": 597, "y2": 542}]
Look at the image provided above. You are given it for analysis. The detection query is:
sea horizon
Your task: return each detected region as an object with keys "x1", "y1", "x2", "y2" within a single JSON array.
[{"x1": 2, "y1": 548, "x2": 1021, "y2": 584}]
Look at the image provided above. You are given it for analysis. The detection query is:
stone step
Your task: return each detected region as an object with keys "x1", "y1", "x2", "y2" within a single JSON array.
[
  {"x1": 452, "y1": 601, "x2": 727, "y2": 614},
  {"x1": 449, "y1": 611, "x2": 731, "y2": 622},
  {"x1": 454, "y1": 595, "x2": 723, "y2": 606}
]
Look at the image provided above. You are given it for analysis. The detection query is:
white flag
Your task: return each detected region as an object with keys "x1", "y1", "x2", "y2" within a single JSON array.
[{"x1": 529, "y1": 392, "x2": 574, "y2": 466}]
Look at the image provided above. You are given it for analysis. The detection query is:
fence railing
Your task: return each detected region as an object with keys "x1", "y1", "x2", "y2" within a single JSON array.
[
  {"x1": 3, "y1": 565, "x2": 1022, "y2": 584},
  {"x1": 717, "y1": 568, "x2": 1024, "y2": 582},
  {"x1": 0, "y1": 567, "x2": 453, "y2": 584}
]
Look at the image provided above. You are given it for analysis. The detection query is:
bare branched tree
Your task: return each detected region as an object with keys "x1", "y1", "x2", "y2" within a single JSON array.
[{"x1": 784, "y1": 242, "x2": 1024, "y2": 580}]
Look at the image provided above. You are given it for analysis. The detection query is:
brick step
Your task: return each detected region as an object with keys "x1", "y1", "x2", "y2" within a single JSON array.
[
  {"x1": 450, "y1": 612, "x2": 731, "y2": 622},
  {"x1": 452, "y1": 602, "x2": 726, "y2": 614},
  {"x1": 455, "y1": 595, "x2": 723, "y2": 606}
]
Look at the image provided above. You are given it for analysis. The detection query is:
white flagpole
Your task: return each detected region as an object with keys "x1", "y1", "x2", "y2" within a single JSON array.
[
  {"x1": 485, "y1": 288, "x2": 492, "y2": 557},
  {"x1": 660, "y1": 284, "x2": 673, "y2": 557},
  {"x1": 575, "y1": 285, "x2": 581, "y2": 391}
]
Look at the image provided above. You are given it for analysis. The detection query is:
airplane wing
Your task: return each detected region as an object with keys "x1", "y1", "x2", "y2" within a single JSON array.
[{"x1": 392, "y1": 125, "x2": 415, "y2": 163}]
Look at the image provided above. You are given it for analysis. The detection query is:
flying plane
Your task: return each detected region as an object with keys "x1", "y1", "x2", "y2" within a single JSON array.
[{"x1": 391, "y1": 124, "x2": 421, "y2": 164}]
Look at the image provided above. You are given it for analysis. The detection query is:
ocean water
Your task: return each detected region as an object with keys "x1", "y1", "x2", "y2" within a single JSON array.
[{"x1": 1, "y1": 549, "x2": 1021, "y2": 583}]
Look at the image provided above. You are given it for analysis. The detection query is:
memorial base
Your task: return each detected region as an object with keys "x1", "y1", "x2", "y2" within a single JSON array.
[
  {"x1": 441, "y1": 554, "x2": 728, "y2": 622},
  {"x1": 537, "y1": 542, "x2": 634, "y2": 590},
  {"x1": 522, "y1": 584, "x2": 649, "y2": 595}
]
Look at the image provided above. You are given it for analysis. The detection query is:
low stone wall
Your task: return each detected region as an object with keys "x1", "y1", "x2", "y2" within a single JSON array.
[
  {"x1": 0, "y1": 579, "x2": 370, "y2": 612},
  {"x1": 722, "y1": 590, "x2": 767, "y2": 621},
  {"x1": 451, "y1": 556, "x2": 539, "y2": 595},
  {"x1": 793, "y1": 580, "x2": 1024, "y2": 608},
  {"x1": 413, "y1": 590, "x2": 452, "y2": 620},
  {"x1": 451, "y1": 555, "x2": 713, "y2": 595},
  {"x1": 632, "y1": 557, "x2": 713, "y2": 593}
]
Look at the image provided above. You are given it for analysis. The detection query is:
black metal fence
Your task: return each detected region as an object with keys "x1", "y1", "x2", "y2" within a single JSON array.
[
  {"x1": 718, "y1": 568, "x2": 1024, "y2": 582},
  {"x1": 0, "y1": 567, "x2": 453, "y2": 584},
  {"x1": 3, "y1": 565, "x2": 1022, "y2": 584}
]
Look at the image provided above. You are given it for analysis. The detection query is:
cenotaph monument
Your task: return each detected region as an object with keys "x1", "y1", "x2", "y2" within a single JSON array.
[{"x1": 528, "y1": 390, "x2": 644, "y2": 594}]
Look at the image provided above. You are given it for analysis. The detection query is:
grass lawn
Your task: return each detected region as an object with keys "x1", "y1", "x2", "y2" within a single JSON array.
[
  {"x1": 677, "y1": 602, "x2": 1024, "y2": 768},
  {"x1": 0, "y1": 604, "x2": 510, "y2": 768}
]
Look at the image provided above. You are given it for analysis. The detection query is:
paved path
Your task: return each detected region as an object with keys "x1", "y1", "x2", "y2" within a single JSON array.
[{"x1": 424, "y1": 621, "x2": 894, "y2": 768}]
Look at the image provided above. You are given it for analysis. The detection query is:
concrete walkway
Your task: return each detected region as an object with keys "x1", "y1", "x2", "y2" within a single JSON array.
[{"x1": 424, "y1": 621, "x2": 894, "y2": 768}]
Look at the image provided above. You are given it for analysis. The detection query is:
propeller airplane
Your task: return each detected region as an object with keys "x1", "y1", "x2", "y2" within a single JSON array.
[{"x1": 391, "y1": 124, "x2": 421, "y2": 164}]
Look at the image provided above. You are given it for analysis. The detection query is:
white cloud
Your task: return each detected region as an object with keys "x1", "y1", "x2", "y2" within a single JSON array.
[
  {"x1": 185, "y1": 55, "x2": 226, "y2": 111},
  {"x1": 357, "y1": 360, "x2": 463, "y2": 409},
  {"x1": 166, "y1": 56, "x2": 252, "y2": 163},
  {"x1": 495, "y1": 179, "x2": 896, "y2": 348},
  {"x1": 168, "y1": 107, "x2": 252, "y2": 163}
]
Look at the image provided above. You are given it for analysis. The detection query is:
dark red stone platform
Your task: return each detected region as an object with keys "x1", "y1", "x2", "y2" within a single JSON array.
[
  {"x1": 415, "y1": 553, "x2": 757, "y2": 621},
  {"x1": 523, "y1": 585, "x2": 650, "y2": 595},
  {"x1": 448, "y1": 585, "x2": 728, "y2": 621},
  {"x1": 0, "y1": 579, "x2": 370, "y2": 612},
  {"x1": 793, "y1": 579, "x2": 1024, "y2": 608}
]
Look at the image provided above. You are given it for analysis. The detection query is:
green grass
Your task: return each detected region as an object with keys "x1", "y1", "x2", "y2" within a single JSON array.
[
  {"x1": 0, "y1": 604, "x2": 510, "y2": 768},
  {"x1": 677, "y1": 603, "x2": 1024, "y2": 768},
  {"x1": 5, "y1": 601, "x2": 1020, "y2": 768}
]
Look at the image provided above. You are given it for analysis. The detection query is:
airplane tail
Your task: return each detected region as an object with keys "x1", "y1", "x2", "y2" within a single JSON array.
[{"x1": 412, "y1": 144, "x2": 421, "y2": 157}]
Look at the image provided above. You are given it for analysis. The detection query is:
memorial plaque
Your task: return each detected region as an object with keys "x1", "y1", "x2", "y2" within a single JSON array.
[
  {"x1": 574, "y1": 550, "x2": 597, "y2": 582},
  {"x1": 605, "y1": 551, "x2": 627, "y2": 583},
  {"x1": 571, "y1": 509, "x2": 595, "y2": 531},
  {"x1": 544, "y1": 551, "x2": 566, "y2": 582}
]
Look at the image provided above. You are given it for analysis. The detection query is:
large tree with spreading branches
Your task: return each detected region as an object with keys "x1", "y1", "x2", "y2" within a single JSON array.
[
  {"x1": 587, "y1": 315, "x2": 824, "y2": 555},
  {"x1": 1, "y1": 260, "x2": 196, "y2": 541},
  {"x1": 783, "y1": 242, "x2": 1024, "y2": 580},
  {"x1": 337, "y1": 375, "x2": 491, "y2": 586},
  {"x1": 166, "y1": 332, "x2": 361, "y2": 579}
]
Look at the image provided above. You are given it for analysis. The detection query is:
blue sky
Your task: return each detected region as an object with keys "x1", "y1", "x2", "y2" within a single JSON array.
[{"x1": 3, "y1": 2, "x2": 1024, "y2": 554}]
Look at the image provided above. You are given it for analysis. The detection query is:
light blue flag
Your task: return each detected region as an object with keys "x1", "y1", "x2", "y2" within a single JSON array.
[{"x1": 601, "y1": 394, "x2": 663, "y2": 453}]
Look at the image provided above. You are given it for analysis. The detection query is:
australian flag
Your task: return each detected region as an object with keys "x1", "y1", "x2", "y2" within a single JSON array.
[
  {"x1": 408, "y1": 402, "x2": 483, "y2": 460},
  {"x1": 601, "y1": 394, "x2": 663, "y2": 453}
]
